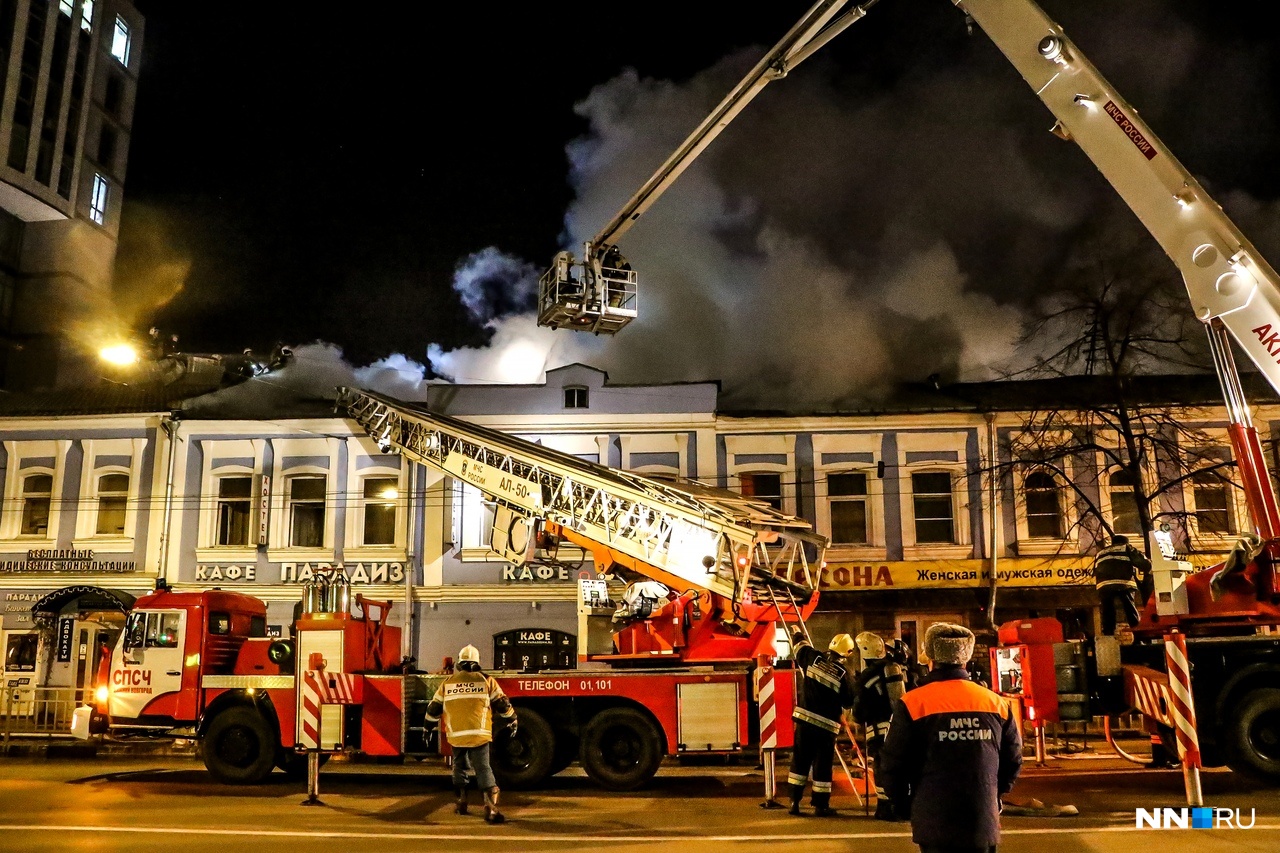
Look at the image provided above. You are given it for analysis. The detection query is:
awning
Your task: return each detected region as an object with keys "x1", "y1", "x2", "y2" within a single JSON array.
[{"x1": 30, "y1": 585, "x2": 137, "y2": 623}]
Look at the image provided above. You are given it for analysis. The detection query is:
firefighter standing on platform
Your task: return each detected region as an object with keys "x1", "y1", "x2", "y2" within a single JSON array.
[
  {"x1": 852, "y1": 631, "x2": 907, "y2": 821},
  {"x1": 425, "y1": 644, "x2": 517, "y2": 824},
  {"x1": 786, "y1": 631, "x2": 857, "y2": 817},
  {"x1": 1093, "y1": 534, "x2": 1152, "y2": 635}
]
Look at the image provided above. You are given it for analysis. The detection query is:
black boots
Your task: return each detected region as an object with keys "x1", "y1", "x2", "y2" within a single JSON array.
[
  {"x1": 483, "y1": 787, "x2": 505, "y2": 824},
  {"x1": 454, "y1": 787, "x2": 468, "y2": 815},
  {"x1": 811, "y1": 794, "x2": 837, "y2": 817},
  {"x1": 788, "y1": 784, "x2": 804, "y2": 816},
  {"x1": 874, "y1": 798, "x2": 897, "y2": 821}
]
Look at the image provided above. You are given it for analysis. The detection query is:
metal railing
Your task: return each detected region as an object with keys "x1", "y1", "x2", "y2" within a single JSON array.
[{"x1": 1, "y1": 685, "x2": 90, "y2": 749}]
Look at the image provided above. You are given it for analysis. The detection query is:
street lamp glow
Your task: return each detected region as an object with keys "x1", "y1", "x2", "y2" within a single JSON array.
[{"x1": 99, "y1": 343, "x2": 139, "y2": 366}]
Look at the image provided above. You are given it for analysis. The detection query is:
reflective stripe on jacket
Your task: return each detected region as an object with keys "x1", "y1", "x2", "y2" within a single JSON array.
[
  {"x1": 878, "y1": 666, "x2": 1023, "y2": 848},
  {"x1": 1093, "y1": 543, "x2": 1150, "y2": 590}
]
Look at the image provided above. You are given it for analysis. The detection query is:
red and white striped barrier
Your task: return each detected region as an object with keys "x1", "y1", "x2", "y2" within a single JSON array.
[
  {"x1": 1164, "y1": 631, "x2": 1203, "y2": 806},
  {"x1": 1124, "y1": 665, "x2": 1175, "y2": 728},
  {"x1": 299, "y1": 669, "x2": 358, "y2": 750},
  {"x1": 756, "y1": 655, "x2": 782, "y2": 809}
]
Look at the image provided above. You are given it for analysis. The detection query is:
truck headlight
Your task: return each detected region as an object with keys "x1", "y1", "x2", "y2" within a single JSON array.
[{"x1": 95, "y1": 686, "x2": 110, "y2": 704}]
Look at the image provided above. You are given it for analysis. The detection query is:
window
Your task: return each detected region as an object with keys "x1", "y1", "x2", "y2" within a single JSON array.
[
  {"x1": 110, "y1": 14, "x2": 129, "y2": 65},
  {"x1": 1107, "y1": 469, "x2": 1142, "y2": 536},
  {"x1": 125, "y1": 612, "x2": 180, "y2": 650},
  {"x1": 1192, "y1": 470, "x2": 1235, "y2": 535},
  {"x1": 89, "y1": 173, "x2": 108, "y2": 224},
  {"x1": 94, "y1": 473, "x2": 128, "y2": 535},
  {"x1": 20, "y1": 473, "x2": 52, "y2": 536},
  {"x1": 911, "y1": 472, "x2": 955, "y2": 543},
  {"x1": 564, "y1": 386, "x2": 588, "y2": 409},
  {"x1": 1023, "y1": 470, "x2": 1064, "y2": 538},
  {"x1": 287, "y1": 475, "x2": 326, "y2": 547},
  {"x1": 80, "y1": 0, "x2": 94, "y2": 32},
  {"x1": 216, "y1": 476, "x2": 253, "y2": 546},
  {"x1": 740, "y1": 472, "x2": 783, "y2": 511},
  {"x1": 362, "y1": 476, "x2": 398, "y2": 545},
  {"x1": 828, "y1": 472, "x2": 868, "y2": 544},
  {"x1": 209, "y1": 613, "x2": 231, "y2": 635},
  {"x1": 96, "y1": 125, "x2": 117, "y2": 170},
  {"x1": 59, "y1": 0, "x2": 72, "y2": 16}
]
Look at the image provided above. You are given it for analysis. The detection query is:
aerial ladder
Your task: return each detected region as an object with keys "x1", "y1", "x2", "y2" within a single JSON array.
[{"x1": 339, "y1": 388, "x2": 827, "y2": 663}]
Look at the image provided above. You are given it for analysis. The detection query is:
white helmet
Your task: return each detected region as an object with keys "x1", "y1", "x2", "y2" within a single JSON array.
[
  {"x1": 855, "y1": 631, "x2": 886, "y2": 660},
  {"x1": 459, "y1": 645, "x2": 480, "y2": 664}
]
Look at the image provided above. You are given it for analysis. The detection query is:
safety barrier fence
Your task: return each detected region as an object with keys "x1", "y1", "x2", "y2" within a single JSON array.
[{"x1": 1, "y1": 686, "x2": 90, "y2": 749}]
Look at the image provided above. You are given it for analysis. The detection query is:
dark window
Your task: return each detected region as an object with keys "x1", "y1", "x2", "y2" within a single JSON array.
[
  {"x1": 740, "y1": 472, "x2": 783, "y2": 511},
  {"x1": 564, "y1": 387, "x2": 588, "y2": 409},
  {"x1": 288, "y1": 475, "x2": 326, "y2": 547},
  {"x1": 21, "y1": 473, "x2": 53, "y2": 536},
  {"x1": 828, "y1": 472, "x2": 868, "y2": 545},
  {"x1": 8, "y1": 0, "x2": 48, "y2": 171},
  {"x1": 96, "y1": 125, "x2": 117, "y2": 170},
  {"x1": 209, "y1": 613, "x2": 231, "y2": 635},
  {"x1": 1108, "y1": 469, "x2": 1141, "y2": 536},
  {"x1": 1192, "y1": 471, "x2": 1235, "y2": 535},
  {"x1": 103, "y1": 71, "x2": 123, "y2": 117},
  {"x1": 249, "y1": 615, "x2": 267, "y2": 638},
  {"x1": 35, "y1": 8, "x2": 73, "y2": 186},
  {"x1": 363, "y1": 477, "x2": 397, "y2": 545},
  {"x1": 95, "y1": 472, "x2": 129, "y2": 535},
  {"x1": 912, "y1": 471, "x2": 955, "y2": 544},
  {"x1": 1024, "y1": 470, "x2": 1064, "y2": 539},
  {"x1": 216, "y1": 476, "x2": 253, "y2": 546}
]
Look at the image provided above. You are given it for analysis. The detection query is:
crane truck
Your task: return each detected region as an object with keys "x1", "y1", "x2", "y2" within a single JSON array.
[
  {"x1": 537, "y1": 0, "x2": 1280, "y2": 781},
  {"x1": 79, "y1": 394, "x2": 826, "y2": 791}
]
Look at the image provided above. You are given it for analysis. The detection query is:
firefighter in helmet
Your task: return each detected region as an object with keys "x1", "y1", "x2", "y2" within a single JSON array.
[
  {"x1": 852, "y1": 631, "x2": 907, "y2": 820},
  {"x1": 786, "y1": 631, "x2": 857, "y2": 817},
  {"x1": 425, "y1": 644, "x2": 517, "y2": 823}
]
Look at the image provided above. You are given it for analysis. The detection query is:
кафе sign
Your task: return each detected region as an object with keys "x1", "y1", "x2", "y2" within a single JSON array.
[{"x1": 194, "y1": 562, "x2": 406, "y2": 584}]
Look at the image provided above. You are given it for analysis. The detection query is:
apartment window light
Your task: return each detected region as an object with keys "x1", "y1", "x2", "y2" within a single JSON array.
[
  {"x1": 90, "y1": 173, "x2": 108, "y2": 224},
  {"x1": 81, "y1": 0, "x2": 95, "y2": 32},
  {"x1": 111, "y1": 14, "x2": 130, "y2": 65}
]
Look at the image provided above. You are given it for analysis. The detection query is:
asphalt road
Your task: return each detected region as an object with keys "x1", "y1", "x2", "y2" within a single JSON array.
[{"x1": 0, "y1": 754, "x2": 1276, "y2": 853}]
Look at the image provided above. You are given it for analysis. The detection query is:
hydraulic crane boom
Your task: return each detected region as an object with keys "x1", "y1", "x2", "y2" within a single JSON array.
[
  {"x1": 338, "y1": 388, "x2": 825, "y2": 608},
  {"x1": 537, "y1": 0, "x2": 881, "y2": 335}
]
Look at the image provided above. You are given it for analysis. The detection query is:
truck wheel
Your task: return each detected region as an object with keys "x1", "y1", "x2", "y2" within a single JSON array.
[
  {"x1": 492, "y1": 706, "x2": 555, "y2": 789},
  {"x1": 202, "y1": 707, "x2": 277, "y2": 785},
  {"x1": 579, "y1": 707, "x2": 662, "y2": 791},
  {"x1": 1225, "y1": 688, "x2": 1280, "y2": 782}
]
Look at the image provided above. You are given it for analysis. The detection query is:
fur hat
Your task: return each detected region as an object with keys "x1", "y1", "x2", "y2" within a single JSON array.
[{"x1": 923, "y1": 622, "x2": 975, "y2": 666}]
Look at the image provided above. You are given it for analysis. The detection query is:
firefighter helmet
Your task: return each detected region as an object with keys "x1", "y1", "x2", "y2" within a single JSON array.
[
  {"x1": 828, "y1": 633, "x2": 856, "y2": 656},
  {"x1": 459, "y1": 645, "x2": 481, "y2": 664},
  {"x1": 856, "y1": 631, "x2": 887, "y2": 661}
]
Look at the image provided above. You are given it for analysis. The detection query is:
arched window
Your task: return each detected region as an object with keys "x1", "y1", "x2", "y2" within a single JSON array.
[
  {"x1": 20, "y1": 473, "x2": 53, "y2": 536},
  {"x1": 1023, "y1": 471, "x2": 1063, "y2": 539},
  {"x1": 1108, "y1": 469, "x2": 1141, "y2": 535},
  {"x1": 95, "y1": 473, "x2": 129, "y2": 535}
]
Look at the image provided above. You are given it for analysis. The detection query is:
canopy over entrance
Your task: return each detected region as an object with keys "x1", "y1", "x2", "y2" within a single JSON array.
[{"x1": 30, "y1": 585, "x2": 137, "y2": 624}]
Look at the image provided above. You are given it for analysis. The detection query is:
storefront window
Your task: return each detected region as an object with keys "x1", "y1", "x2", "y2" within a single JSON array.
[
  {"x1": 20, "y1": 473, "x2": 53, "y2": 536},
  {"x1": 288, "y1": 475, "x2": 326, "y2": 547},
  {"x1": 216, "y1": 476, "x2": 253, "y2": 546},
  {"x1": 4, "y1": 633, "x2": 37, "y2": 671},
  {"x1": 911, "y1": 471, "x2": 955, "y2": 543},
  {"x1": 828, "y1": 472, "x2": 868, "y2": 544},
  {"x1": 363, "y1": 476, "x2": 397, "y2": 546},
  {"x1": 95, "y1": 472, "x2": 129, "y2": 535}
]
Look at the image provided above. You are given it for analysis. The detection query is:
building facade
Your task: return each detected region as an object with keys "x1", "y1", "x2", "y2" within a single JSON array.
[
  {"x1": 0, "y1": 0, "x2": 143, "y2": 390},
  {"x1": 1, "y1": 365, "x2": 1272, "y2": 699}
]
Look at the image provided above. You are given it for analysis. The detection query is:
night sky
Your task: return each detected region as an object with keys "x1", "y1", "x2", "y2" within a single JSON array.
[{"x1": 119, "y1": 1, "x2": 1280, "y2": 408}]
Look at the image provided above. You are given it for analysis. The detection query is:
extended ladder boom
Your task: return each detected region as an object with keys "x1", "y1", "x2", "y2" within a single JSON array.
[{"x1": 339, "y1": 388, "x2": 825, "y2": 603}]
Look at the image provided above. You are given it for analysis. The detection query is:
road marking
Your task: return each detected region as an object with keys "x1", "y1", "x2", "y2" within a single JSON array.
[{"x1": 1, "y1": 824, "x2": 1278, "y2": 842}]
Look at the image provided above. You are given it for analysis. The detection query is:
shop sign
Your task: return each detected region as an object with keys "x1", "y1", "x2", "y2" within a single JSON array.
[
  {"x1": 55, "y1": 617, "x2": 75, "y2": 663},
  {"x1": 815, "y1": 559, "x2": 1095, "y2": 591},
  {"x1": 1, "y1": 549, "x2": 137, "y2": 573},
  {"x1": 502, "y1": 564, "x2": 575, "y2": 583},
  {"x1": 257, "y1": 475, "x2": 271, "y2": 546},
  {"x1": 3, "y1": 591, "x2": 49, "y2": 627},
  {"x1": 195, "y1": 562, "x2": 405, "y2": 584}
]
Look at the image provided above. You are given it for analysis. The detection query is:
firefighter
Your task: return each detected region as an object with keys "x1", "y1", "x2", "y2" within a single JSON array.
[
  {"x1": 425, "y1": 644, "x2": 518, "y2": 823},
  {"x1": 879, "y1": 623, "x2": 1023, "y2": 852},
  {"x1": 852, "y1": 631, "x2": 906, "y2": 821},
  {"x1": 1093, "y1": 534, "x2": 1152, "y2": 635},
  {"x1": 786, "y1": 631, "x2": 857, "y2": 817}
]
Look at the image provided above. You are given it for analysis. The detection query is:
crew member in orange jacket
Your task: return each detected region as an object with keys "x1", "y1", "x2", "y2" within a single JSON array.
[{"x1": 878, "y1": 623, "x2": 1022, "y2": 852}]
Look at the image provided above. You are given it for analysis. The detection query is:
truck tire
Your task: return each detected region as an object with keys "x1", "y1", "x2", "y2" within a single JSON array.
[
  {"x1": 579, "y1": 707, "x2": 662, "y2": 791},
  {"x1": 202, "y1": 706, "x2": 277, "y2": 785},
  {"x1": 492, "y1": 706, "x2": 555, "y2": 789},
  {"x1": 1225, "y1": 688, "x2": 1280, "y2": 782}
]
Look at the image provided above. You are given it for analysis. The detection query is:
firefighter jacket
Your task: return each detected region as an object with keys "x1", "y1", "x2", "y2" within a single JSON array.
[
  {"x1": 791, "y1": 639, "x2": 856, "y2": 735},
  {"x1": 878, "y1": 665, "x2": 1023, "y2": 848},
  {"x1": 425, "y1": 666, "x2": 515, "y2": 749},
  {"x1": 1093, "y1": 543, "x2": 1152, "y2": 590},
  {"x1": 853, "y1": 659, "x2": 906, "y2": 738}
]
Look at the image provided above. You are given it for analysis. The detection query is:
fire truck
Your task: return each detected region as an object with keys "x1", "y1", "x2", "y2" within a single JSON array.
[
  {"x1": 82, "y1": 394, "x2": 825, "y2": 790},
  {"x1": 533, "y1": 0, "x2": 1280, "y2": 781}
]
